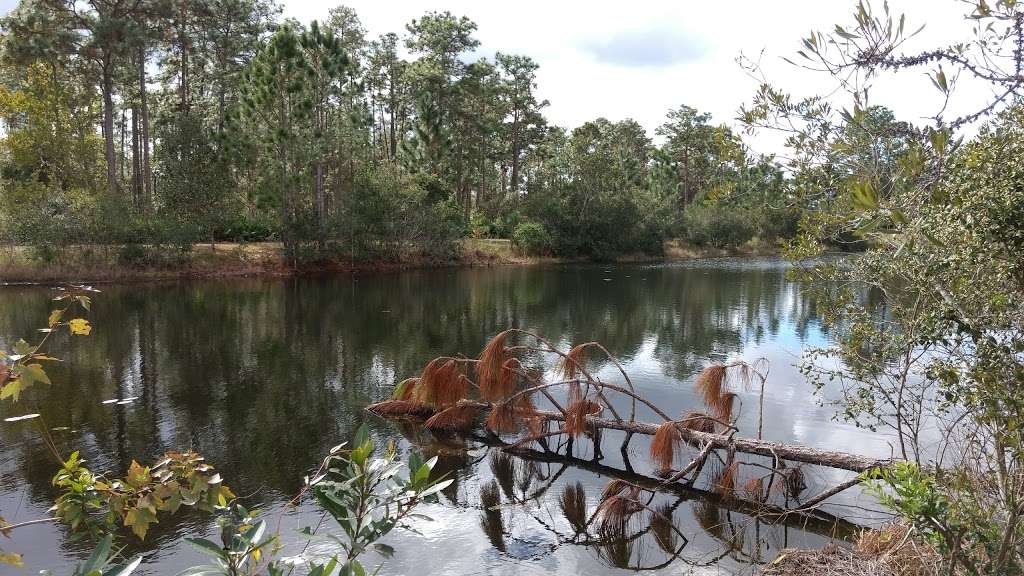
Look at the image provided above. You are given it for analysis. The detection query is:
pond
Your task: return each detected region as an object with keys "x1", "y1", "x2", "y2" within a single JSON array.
[{"x1": 0, "y1": 258, "x2": 893, "y2": 575}]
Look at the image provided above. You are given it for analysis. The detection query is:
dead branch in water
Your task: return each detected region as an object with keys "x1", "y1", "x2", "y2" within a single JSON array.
[{"x1": 366, "y1": 330, "x2": 893, "y2": 519}]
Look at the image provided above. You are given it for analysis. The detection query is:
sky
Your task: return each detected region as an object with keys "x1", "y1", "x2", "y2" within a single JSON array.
[
  {"x1": 282, "y1": 0, "x2": 993, "y2": 155},
  {"x1": 0, "y1": 0, "x2": 998, "y2": 156}
]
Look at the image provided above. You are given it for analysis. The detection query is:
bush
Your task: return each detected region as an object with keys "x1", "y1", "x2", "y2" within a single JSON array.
[
  {"x1": 215, "y1": 215, "x2": 277, "y2": 243},
  {"x1": 681, "y1": 206, "x2": 757, "y2": 248},
  {"x1": 512, "y1": 222, "x2": 552, "y2": 256}
]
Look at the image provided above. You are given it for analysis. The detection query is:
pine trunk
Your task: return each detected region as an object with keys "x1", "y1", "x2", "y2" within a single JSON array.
[
  {"x1": 138, "y1": 47, "x2": 152, "y2": 208},
  {"x1": 102, "y1": 62, "x2": 119, "y2": 197}
]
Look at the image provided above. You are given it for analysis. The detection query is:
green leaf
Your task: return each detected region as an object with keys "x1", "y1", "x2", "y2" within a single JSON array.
[
  {"x1": 186, "y1": 538, "x2": 226, "y2": 559},
  {"x1": 12, "y1": 340, "x2": 32, "y2": 356},
  {"x1": 103, "y1": 556, "x2": 142, "y2": 576},
  {"x1": 372, "y1": 543, "x2": 395, "y2": 558},
  {"x1": 21, "y1": 363, "x2": 51, "y2": 387},
  {"x1": 82, "y1": 535, "x2": 113, "y2": 573},
  {"x1": 352, "y1": 424, "x2": 369, "y2": 449}
]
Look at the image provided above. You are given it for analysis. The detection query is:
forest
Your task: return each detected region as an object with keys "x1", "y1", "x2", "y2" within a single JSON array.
[{"x1": 0, "y1": 0, "x2": 800, "y2": 266}]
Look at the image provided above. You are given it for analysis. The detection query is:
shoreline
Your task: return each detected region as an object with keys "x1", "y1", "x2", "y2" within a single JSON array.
[{"x1": 0, "y1": 239, "x2": 780, "y2": 286}]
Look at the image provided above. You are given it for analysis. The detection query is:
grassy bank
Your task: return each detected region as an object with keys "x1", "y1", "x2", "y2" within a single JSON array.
[{"x1": 0, "y1": 239, "x2": 778, "y2": 284}]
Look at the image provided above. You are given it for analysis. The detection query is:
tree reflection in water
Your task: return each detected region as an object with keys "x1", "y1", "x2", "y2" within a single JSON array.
[{"x1": 0, "y1": 260, "x2": 855, "y2": 573}]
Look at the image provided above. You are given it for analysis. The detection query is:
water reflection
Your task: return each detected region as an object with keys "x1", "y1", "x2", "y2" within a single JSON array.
[{"x1": 0, "y1": 259, "x2": 880, "y2": 574}]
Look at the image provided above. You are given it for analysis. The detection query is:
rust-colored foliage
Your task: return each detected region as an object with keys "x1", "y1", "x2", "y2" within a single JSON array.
[
  {"x1": 416, "y1": 359, "x2": 468, "y2": 408},
  {"x1": 695, "y1": 364, "x2": 727, "y2": 407},
  {"x1": 695, "y1": 364, "x2": 738, "y2": 427},
  {"x1": 477, "y1": 331, "x2": 509, "y2": 401},
  {"x1": 559, "y1": 343, "x2": 590, "y2": 380},
  {"x1": 601, "y1": 478, "x2": 631, "y2": 500},
  {"x1": 485, "y1": 401, "x2": 518, "y2": 433},
  {"x1": 743, "y1": 477, "x2": 764, "y2": 501},
  {"x1": 366, "y1": 399, "x2": 435, "y2": 419},
  {"x1": 710, "y1": 393, "x2": 736, "y2": 424},
  {"x1": 596, "y1": 481, "x2": 643, "y2": 533},
  {"x1": 524, "y1": 410, "x2": 548, "y2": 437},
  {"x1": 650, "y1": 422, "x2": 681, "y2": 470},
  {"x1": 715, "y1": 461, "x2": 738, "y2": 500},
  {"x1": 679, "y1": 411, "x2": 716, "y2": 434},
  {"x1": 484, "y1": 394, "x2": 537, "y2": 434},
  {"x1": 494, "y1": 357, "x2": 521, "y2": 401},
  {"x1": 567, "y1": 379, "x2": 583, "y2": 405},
  {"x1": 563, "y1": 398, "x2": 601, "y2": 437},
  {"x1": 424, "y1": 402, "x2": 481, "y2": 432}
]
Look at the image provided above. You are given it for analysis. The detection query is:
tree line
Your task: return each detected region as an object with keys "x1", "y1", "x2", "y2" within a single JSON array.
[{"x1": 0, "y1": 0, "x2": 798, "y2": 264}]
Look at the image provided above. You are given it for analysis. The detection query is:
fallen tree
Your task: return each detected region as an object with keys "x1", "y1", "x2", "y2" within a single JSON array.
[{"x1": 366, "y1": 329, "x2": 894, "y2": 521}]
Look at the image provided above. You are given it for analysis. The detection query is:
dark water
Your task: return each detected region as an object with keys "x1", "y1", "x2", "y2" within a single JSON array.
[{"x1": 0, "y1": 259, "x2": 893, "y2": 575}]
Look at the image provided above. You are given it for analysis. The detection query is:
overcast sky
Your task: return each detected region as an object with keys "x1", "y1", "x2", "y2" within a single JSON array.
[
  {"x1": 0, "y1": 0, "x2": 998, "y2": 155},
  {"x1": 291, "y1": 0, "x2": 994, "y2": 155}
]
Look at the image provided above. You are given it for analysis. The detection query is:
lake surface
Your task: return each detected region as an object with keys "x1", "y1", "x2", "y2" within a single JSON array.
[{"x1": 0, "y1": 259, "x2": 894, "y2": 575}]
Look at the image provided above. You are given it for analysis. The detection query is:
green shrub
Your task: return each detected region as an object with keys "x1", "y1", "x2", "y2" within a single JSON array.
[
  {"x1": 512, "y1": 222, "x2": 553, "y2": 256},
  {"x1": 681, "y1": 206, "x2": 757, "y2": 248}
]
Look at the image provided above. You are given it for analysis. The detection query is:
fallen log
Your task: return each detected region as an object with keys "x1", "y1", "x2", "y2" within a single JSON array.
[
  {"x1": 495, "y1": 439, "x2": 865, "y2": 539},
  {"x1": 369, "y1": 329, "x2": 894, "y2": 526},
  {"x1": 368, "y1": 400, "x2": 890, "y2": 473}
]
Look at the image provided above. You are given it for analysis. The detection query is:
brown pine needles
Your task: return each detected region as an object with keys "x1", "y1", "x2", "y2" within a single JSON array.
[
  {"x1": 559, "y1": 343, "x2": 590, "y2": 380},
  {"x1": 484, "y1": 394, "x2": 537, "y2": 434},
  {"x1": 596, "y1": 481, "x2": 643, "y2": 533},
  {"x1": 715, "y1": 461, "x2": 738, "y2": 500},
  {"x1": 416, "y1": 359, "x2": 469, "y2": 408},
  {"x1": 680, "y1": 411, "x2": 716, "y2": 434},
  {"x1": 651, "y1": 422, "x2": 682, "y2": 470},
  {"x1": 564, "y1": 398, "x2": 601, "y2": 437},
  {"x1": 695, "y1": 365, "x2": 738, "y2": 426},
  {"x1": 743, "y1": 477, "x2": 765, "y2": 501},
  {"x1": 366, "y1": 399, "x2": 435, "y2": 419},
  {"x1": 424, "y1": 402, "x2": 481, "y2": 432},
  {"x1": 476, "y1": 331, "x2": 509, "y2": 401}
]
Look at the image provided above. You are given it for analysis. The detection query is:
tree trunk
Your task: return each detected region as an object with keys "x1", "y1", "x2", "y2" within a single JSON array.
[
  {"x1": 388, "y1": 74, "x2": 398, "y2": 159},
  {"x1": 120, "y1": 108, "x2": 127, "y2": 184},
  {"x1": 138, "y1": 47, "x2": 152, "y2": 208},
  {"x1": 102, "y1": 61, "x2": 119, "y2": 196},
  {"x1": 315, "y1": 160, "x2": 325, "y2": 251},
  {"x1": 178, "y1": 1, "x2": 189, "y2": 114},
  {"x1": 510, "y1": 109, "x2": 521, "y2": 198},
  {"x1": 132, "y1": 106, "x2": 142, "y2": 207},
  {"x1": 367, "y1": 401, "x2": 891, "y2": 473}
]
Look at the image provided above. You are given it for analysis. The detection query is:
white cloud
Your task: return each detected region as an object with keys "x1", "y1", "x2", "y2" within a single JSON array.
[{"x1": 280, "y1": 0, "x2": 994, "y2": 155}]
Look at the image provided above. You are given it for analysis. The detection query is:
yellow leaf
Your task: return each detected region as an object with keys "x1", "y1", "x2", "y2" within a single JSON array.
[
  {"x1": 124, "y1": 506, "x2": 158, "y2": 540},
  {"x1": 48, "y1": 309, "x2": 63, "y2": 327},
  {"x1": 0, "y1": 552, "x2": 23, "y2": 567},
  {"x1": 0, "y1": 379, "x2": 25, "y2": 401},
  {"x1": 126, "y1": 460, "x2": 151, "y2": 488},
  {"x1": 68, "y1": 318, "x2": 91, "y2": 336}
]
